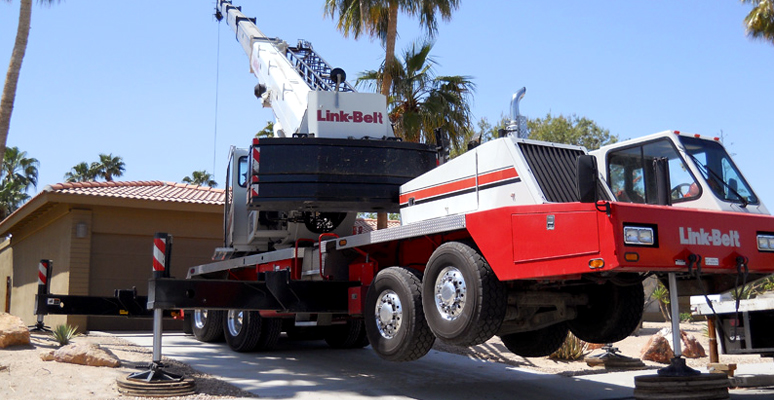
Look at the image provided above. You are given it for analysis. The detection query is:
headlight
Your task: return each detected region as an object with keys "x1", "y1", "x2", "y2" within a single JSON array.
[
  {"x1": 624, "y1": 226, "x2": 656, "y2": 246},
  {"x1": 759, "y1": 234, "x2": 774, "y2": 252}
]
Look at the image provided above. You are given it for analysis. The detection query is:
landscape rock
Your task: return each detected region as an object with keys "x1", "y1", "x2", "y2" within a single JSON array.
[
  {"x1": 639, "y1": 327, "x2": 706, "y2": 363},
  {"x1": 40, "y1": 350, "x2": 55, "y2": 361},
  {"x1": 52, "y1": 343, "x2": 120, "y2": 367},
  {"x1": 640, "y1": 334, "x2": 674, "y2": 363},
  {"x1": 0, "y1": 312, "x2": 30, "y2": 348},
  {"x1": 680, "y1": 330, "x2": 706, "y2": 358}
]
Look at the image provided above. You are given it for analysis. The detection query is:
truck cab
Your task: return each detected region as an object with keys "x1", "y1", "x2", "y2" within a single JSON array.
[{"x1": 591, "y1": 130, "x2": 768, "y2": 215}]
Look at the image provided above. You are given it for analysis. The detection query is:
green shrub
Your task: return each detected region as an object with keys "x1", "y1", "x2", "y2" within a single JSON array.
[
  {"x1": 549, "y1": 332, "x2": 588, "y2": 361},
  {"x1": 679, "y1": 312, "x2": 693, "y2": 323},
  {"x1": 51, "y1": 324, "x2": 79, "y2": 346}
]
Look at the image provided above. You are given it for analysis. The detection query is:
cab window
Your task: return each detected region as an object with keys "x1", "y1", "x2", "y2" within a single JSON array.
[
  {"x1": 238, "y1": 156, "x2": 248, "y2": 187},
  {"x1": 607, "y1": 139, "x2": 699, "y2": 204}
]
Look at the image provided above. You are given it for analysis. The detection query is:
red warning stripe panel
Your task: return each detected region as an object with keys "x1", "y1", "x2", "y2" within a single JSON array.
[
  {"x1": 153, "y1": 238, "x2": 166, "y2": 271},
  {"x1": 400, "y1": 167, "x2": 519, "y2": 205},
  {"x1": 38, "y1": 261, "x2": 48, "y2": 285}
]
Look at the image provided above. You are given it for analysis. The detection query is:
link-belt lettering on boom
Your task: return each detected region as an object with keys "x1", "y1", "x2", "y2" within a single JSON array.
[{"x1": 317, "y1": 110, "x2": 384, "y2": 124}]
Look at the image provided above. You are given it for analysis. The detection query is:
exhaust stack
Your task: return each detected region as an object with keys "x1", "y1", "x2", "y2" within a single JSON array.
[{"x1": 507, "y1": 87, "x2": 528, "y2": 138}]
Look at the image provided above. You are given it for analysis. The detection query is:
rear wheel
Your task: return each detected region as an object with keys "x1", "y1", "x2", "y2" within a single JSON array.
[
  {"x1": 255, "y1": 317, "x2": 282, "y2": 351},
  {"x1": 568, "y1": 281, "x2": 644, "y2": 343},
  {"x1": 422, "y1": 241, "x2": 507, "y2": 346},
  {"x1": 365, "y1": 267, "x2": 434, "y2": 362},
  {"x1": 224, "y1": 310, "x2": 262, "y2": 352},
  {"x1": 191, "y1": 309, "x2": 224, "y2": 342},
  {"x1": 325, "y1": 319, "x2": 369, "y2": 349},
  {"x1": 500, "y1": 323, "x2": 569, "y2": 357}
]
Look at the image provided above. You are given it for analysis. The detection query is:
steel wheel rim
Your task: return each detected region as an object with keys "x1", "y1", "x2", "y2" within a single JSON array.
[
  {"x1": 227, "y1": 310, "x2": 244, "y2": 337},
  {"x1": 434, "y1": 266, "x2": 467, "y2": 321},
  {"x1": 375, "y1": 290, "x2": 403, "y2": 339},
  {"x1": 193, "y1": 309, "x2": 208, "y2": 330}
]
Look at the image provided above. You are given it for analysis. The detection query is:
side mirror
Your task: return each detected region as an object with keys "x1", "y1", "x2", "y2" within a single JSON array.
[{"x1": 576, "y1": 155, "x2": 598, "y2": 203}]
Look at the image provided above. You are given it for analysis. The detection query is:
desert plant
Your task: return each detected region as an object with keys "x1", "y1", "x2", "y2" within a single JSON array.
[
  {"x1": 549, "y1": 332, "x2": 588, "y2": 361},
  {"x1": 51, "y1": 324, "x2": 79, "y2": 346},
  {"x1": 652, "y1": 281, "x2": 671, "y2": 322}
]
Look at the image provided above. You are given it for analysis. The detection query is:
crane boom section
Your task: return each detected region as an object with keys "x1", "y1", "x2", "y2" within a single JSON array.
[{"x1": 216, "y1": 0, "x2": 392, "y2": 139}]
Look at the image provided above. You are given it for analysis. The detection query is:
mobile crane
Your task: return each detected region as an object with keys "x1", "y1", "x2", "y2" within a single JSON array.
[
  {"x1": 34, "y1": 1, "x2": 774, "y2": 364},
  {"x1": 147, "y1": 0, "x2": 774, "y2": 362}
]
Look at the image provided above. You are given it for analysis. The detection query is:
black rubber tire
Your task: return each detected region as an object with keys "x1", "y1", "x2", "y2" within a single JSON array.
[
  {"x1": 324, "y1": 319, "x2": 370, "y2": 349},
  {"x1": 364, "y1": 267, "x2": 435, "y2": 362},
  {"x1": 223, "y1": 310, "x2": 262, "y2": 352},
  {"x1": 568, "y1": 281, "x2": 644, "y2": 344},
  {"x1": 500, "y1": 322, "x2": 570, "y2": 357},
  {"x1": 191, "y1": 309, "x2": 224, "y2": 342},
  {"x1": 422, "y1": 241, "x2": 507, "y2": 346},
  {"x1": 255, "y1": 317, "x2": 283, "y2": 351}
]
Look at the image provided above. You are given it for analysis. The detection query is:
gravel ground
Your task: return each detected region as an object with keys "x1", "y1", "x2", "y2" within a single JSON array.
[{"x1": 0, "y1": 321, "x2": 771, "y2": 399}]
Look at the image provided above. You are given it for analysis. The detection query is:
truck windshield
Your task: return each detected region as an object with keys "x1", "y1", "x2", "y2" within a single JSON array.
[{"x1": 679, "y1": 136, "x2": 758, "y2": 206}]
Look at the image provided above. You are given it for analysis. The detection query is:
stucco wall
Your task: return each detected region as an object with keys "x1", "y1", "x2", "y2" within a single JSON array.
[
  {"x1": 0, "y1": 240, "x2": 12, "y2": 313},
  {"x1": 2, "y1": 198, "x2": 223, "y2": 332},
  {"x1": 8, "y1": 204, "x2": 85, "y2": 329},
  {"x1": 86, "y1": 206, "x2": 221, "y2": 331}
]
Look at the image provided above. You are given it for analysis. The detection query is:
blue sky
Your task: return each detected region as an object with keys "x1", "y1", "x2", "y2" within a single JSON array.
[{"x1": 1, "y1": 1, "x2": 773, "y2": 205}]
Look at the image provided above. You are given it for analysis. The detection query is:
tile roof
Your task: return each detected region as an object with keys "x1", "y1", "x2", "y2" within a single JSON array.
[
  {"x1": 43, "y1": 181, "x2": 225, "y2": 205},
  {"x1": 353, "y1": 218, "x2": 401, "y2": 234}
]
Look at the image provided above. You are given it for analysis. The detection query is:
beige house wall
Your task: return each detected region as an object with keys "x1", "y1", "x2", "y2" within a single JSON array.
[
  {"x1": 0, "y1": 240, "x2": 12, "y2": 313},
  {"x1": 2, "y1": 199, "x2": 222, "y2": 332},
  {"x1": 8, "y1": 204, "x2": 86, "y2": 328}
]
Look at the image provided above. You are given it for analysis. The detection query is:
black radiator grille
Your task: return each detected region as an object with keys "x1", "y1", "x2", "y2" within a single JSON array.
[{"x1": 519, "y1": 143, "x2": 585, "y2": 203}]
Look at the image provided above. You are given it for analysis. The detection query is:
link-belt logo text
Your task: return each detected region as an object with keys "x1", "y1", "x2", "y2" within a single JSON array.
[
  {"x1": 679, "y1": 227, "x2": 740, "y2": 247},
  {"x1": 317, "y1": 110, "x2": 384, "y2": 124}
]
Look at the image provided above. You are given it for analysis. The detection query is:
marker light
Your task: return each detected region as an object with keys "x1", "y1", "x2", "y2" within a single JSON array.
[
  {"x1": 623, "y1": 226, "x2": 656, "y2": 246},
  {"x1": 758, "y1": 234, "x2": 774, "y2": 252}
]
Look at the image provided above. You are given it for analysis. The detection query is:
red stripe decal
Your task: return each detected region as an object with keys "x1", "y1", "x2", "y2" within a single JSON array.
[{"x1": 400, "y1": 168, "x2": 518, "y2": 204}]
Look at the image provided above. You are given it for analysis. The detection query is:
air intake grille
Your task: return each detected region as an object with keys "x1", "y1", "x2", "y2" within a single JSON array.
[{"x1": 519, "y1": 143, "x2": 585, "y2": 203}]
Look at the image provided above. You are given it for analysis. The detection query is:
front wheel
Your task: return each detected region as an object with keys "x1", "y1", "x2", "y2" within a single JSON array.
[
  {"x1": 500, "y1": 323, "x2": 569, "y2": 357},
  {"x1": 422, "y1": 241, "x2": 507, "y2": 346},
  {"x1": 364, "y1": 267, "x2": 434, "y2": 362},
  {"x1": 191, "y1": 309, "x2": 224, "y2": 342},
  {"x1": 568, "y1": 281, "x2": 644, "y2": 344}
]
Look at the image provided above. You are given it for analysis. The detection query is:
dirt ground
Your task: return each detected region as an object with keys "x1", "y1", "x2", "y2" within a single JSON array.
[{"x1": 0, "y1": 321, "x2": 770, "y2": 400}]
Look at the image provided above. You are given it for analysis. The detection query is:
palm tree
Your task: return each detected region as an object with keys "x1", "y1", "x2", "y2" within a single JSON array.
[
  {"x1": 323, "y1": 0, "x2": 460, "y2": 111},
  {"x1": 742, "y1": 0, "x2": 774, "y2": 45},
  {"x1": 0, "y1": 0, "x2": 60, "y2": 170},
  {"x1": 92, "y1": 153, "x2": 125, "y2": 181},
  {"x1": 0, "y1": 146, "x2": 38, "y2": 219},
  {"x1": 324, "y1": 1, "x2": 460, "y2": 230},
  {"x1": 64, "y1": 162, "x2": 97, "y2": 183},
  {"x1": 183, "y1": 170, "x2": 217, "y2": 187},
  {"x1": 358, "y1": 41, "x2": 474, "y2": 147},
  {"x1": 2, "y1": 146, "x2": 38, "y2": 188}
]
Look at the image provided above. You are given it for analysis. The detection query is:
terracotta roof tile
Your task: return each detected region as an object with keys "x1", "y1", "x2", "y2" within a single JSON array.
[
  {"x1": 43, "y1": 181, "x2": 225, "y2": 205},
  {"x1": 353, "y1": 218, "x2": 400, "y2": 233}
]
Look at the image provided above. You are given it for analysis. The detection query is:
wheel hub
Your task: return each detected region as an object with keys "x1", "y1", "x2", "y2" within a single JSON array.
[
  {"x1": 193, "y1": 309, "x2": 208, "y2": 330},
  {"x1": 434, "y1": 267, "x2": 466, "y2": 320},
  {"x1": 375, "y1": 290, "x2": 402, "y2": 339},
  {"x1": 227, "y1": 310, "x2": 244, "y2": 337}
]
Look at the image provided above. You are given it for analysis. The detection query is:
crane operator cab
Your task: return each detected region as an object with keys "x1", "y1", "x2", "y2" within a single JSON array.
[{"x1": 591, "y1": 131, "x2": 767, "y2": 215}]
